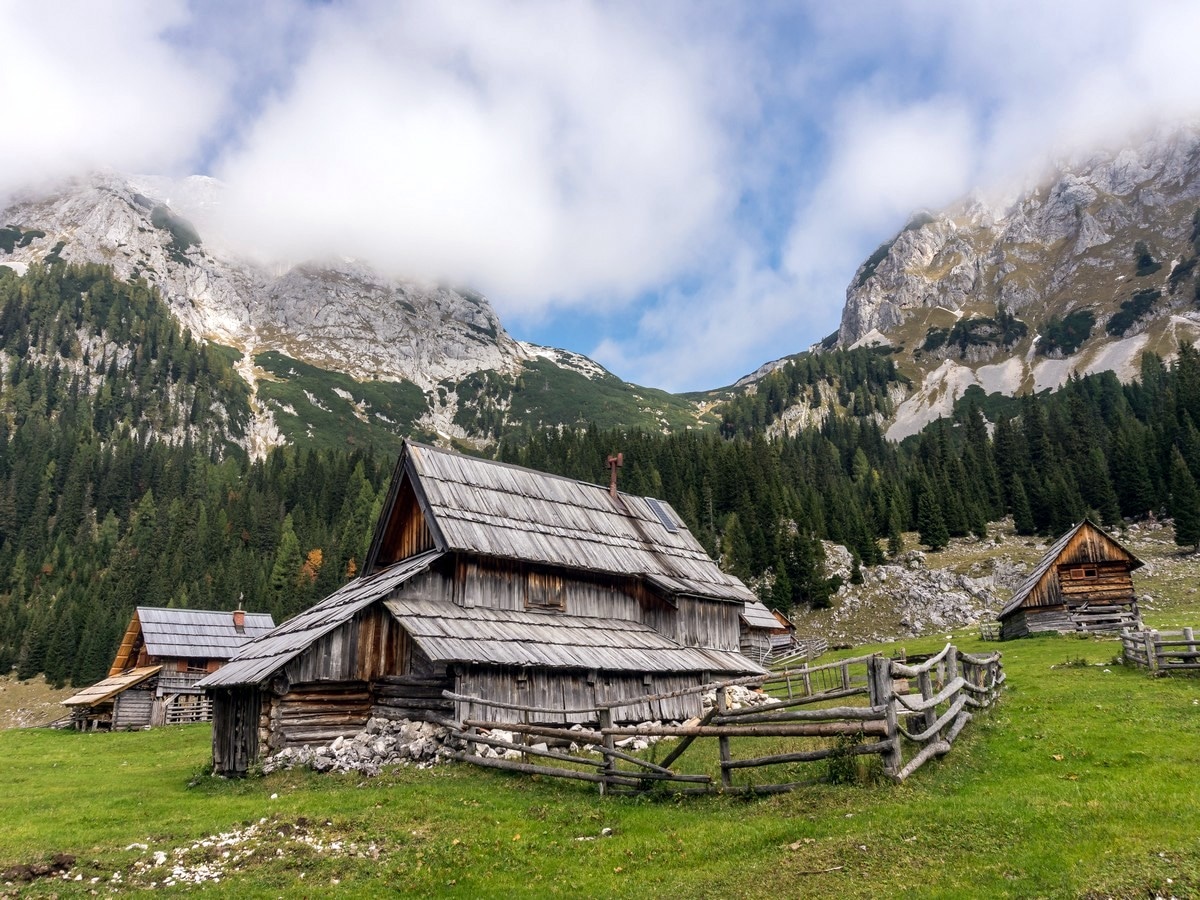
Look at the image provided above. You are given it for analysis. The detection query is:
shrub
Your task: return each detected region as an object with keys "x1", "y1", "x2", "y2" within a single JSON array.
[
  {"x1": 1040, "y1": 309, "x2": 1095, "y2": 356},
  {"x1": 1106, "y1": 289, "x2": 1160, "y2": 337}
]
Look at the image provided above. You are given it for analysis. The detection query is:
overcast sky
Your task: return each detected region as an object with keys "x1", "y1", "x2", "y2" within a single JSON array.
[{"x1": 5, "y1": 1, "x2": 1200, "y2": 391}]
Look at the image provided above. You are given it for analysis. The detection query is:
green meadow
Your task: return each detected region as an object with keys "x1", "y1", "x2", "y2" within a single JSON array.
[{"x1": 2, "y1": 628, "x2": 1199, "y2": 898}]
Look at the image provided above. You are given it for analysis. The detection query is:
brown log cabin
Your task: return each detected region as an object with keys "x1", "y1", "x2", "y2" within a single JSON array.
[
  {"x1": 998, "y1": 519, "x2": 1144, "y2": 639},
  {"x1": 200, "y1": 440, "x2": 765, "y2": 776}
]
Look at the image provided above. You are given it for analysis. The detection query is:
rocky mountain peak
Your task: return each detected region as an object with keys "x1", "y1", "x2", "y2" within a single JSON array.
[
  {"x1": 0, "y1": 172, "x2": 528, "y2": 393},
  {"x1": 834, "y1": 124, "x2": 1200, "y2": 439}
]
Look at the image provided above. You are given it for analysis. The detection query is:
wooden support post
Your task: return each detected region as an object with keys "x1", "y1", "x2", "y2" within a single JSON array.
[
  {"x1": 716, "y1": 687, "x2": 733, "y2": 789},
  {"x1": 1144, "y1": 630, "x2": 1159, "y2": 675},
  {"x1": 868, "y1": 656, "x2": 901, "y2": 778},
  {"x1": 946, "y1": 646, "x2": 959, "y2": 685},
  {"x1": 598, "y1": 708, "x2": 615, "y2": 796},
  {"x1": 917, "y1": 668, "x2": 938, "y2": 739},
  {"x1": 1185, "y1": 628, "x2": 1196, "y2": 663},
  {"x1": 786, "y1": 670, "x2": 793, "y2": 700},
  {"x1": 802, "y1": 667, "x2": 812, "y2": 697},
  {"x1": 840, "y1": 662, "x2": 851, "y2": 691}
]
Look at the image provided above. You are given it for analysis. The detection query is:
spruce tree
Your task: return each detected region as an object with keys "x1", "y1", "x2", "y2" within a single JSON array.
[
  {"x1": 1169, "y1": 447, "x2": 1200, "y2": 551},
  {"x1": 916, "y1": 479, "x2": 949, "y2": 551}
]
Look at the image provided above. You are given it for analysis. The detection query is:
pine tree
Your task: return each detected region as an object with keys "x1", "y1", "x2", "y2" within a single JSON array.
[
  {"x1": 916, "y1": 478, "x2": 949, "y2": 551},
  {"x1": 1169, "y1": 447, "x2": 1200, "y2": 551}
]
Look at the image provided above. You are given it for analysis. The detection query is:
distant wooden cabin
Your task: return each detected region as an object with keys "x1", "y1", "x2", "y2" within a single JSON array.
[
  {"x1": 201, "y1": 441, "x2": 764, "y2": 776},
  {"x1": 62, "y1": 606, "x2": 274, "y2": 730},
  {"x1": 998, "y1": 519, "x2": 1144, "y2": 639},
  {"x1": 739, "y1": 601, "x2": 788, "y2": 664}
]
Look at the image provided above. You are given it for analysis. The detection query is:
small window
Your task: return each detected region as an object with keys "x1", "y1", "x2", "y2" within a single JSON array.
[
  {"x1": 1083, "y1": 568, "x2": 1097, "y2": 579},
  {"x1": 525, "y1": 574, "x2": 565, "y2": 612}
]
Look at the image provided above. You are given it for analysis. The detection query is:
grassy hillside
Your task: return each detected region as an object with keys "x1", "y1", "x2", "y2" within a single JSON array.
[{"x1": 2, "y1": 623, "x2": 1198, "y2": 897}]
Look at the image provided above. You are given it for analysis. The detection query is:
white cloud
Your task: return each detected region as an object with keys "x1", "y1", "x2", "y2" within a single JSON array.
[
  {"x1": 0, "y1": 1, "x2": 226, "y2": 198},
  {"x1": 209, "y1": 1, "x2": 739, "y2": 311}
]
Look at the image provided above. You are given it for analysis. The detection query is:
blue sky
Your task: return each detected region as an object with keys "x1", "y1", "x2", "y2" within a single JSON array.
[{"x1": 5, "y1": 1, "x2": 1200, "y2": 391}]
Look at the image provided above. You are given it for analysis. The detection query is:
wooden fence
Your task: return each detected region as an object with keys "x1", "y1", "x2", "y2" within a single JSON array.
[
  {"x1": 445, "y1": 643, "x2": 1003, "y2": 795},
  {"x1": 769, "y1": 637, "x2": 829, "y2": 668},
  {"x1": 1121, "y1": 627, "x2": 1200, "y2": 674}
]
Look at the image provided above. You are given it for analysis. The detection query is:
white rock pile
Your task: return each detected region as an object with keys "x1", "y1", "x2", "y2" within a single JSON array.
[{"x1": 262, "y1": 717, "x2": 463, "y2": 776}]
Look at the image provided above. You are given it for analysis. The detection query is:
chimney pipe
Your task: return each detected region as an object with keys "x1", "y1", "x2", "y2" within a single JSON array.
[
  {"x1": 233, "y1": 608, "x2": 246, "y2": 633},
  {"x1": 607, "y1": 452, "x2": 623, "y2": 499}
]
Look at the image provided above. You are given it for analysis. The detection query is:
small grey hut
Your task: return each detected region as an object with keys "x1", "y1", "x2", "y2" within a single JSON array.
[
  {"x1": 63, "y1": 606, "x2": 274, "y2": 729},
  {"x1": 998, "y1": 519, "x2": 1144, "y2": 639},
  {"x1": 201, "y1": 441, "x2": 765, "y2": 775}
]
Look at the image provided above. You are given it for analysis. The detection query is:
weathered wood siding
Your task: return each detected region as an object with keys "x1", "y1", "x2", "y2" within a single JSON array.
[
  {"x1": 455, "y1": 666, "x2": 704, "y2": 725},
  {"x1": 1056, "y1": 562, "x2": 1135, "y2": 606},
  {"x1": 113, "y1": 688, "x2": 153, "y2": 729},
  {"x1": 211, "y1": 688, "x2": 262, "y2": 776},
  {"x1": 446, "y1": 555, "x2": 741, "y2": 651},
  {"x1": 740, "y1": 629, "x2": 771, "y2": 665},
  {"x1": 279, "y1": 604, "x2": 403, "y2": 686},
  {"x1": 373, "y1": 478, "x2": 436, "y2": 567}
]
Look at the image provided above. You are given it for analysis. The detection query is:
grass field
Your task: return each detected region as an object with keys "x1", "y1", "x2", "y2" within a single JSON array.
[{"x1": 3, "y1": 626, "x2": 1199, "y2": 898}]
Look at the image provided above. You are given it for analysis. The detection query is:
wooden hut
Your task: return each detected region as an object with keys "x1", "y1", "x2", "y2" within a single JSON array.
[
  {"x1": 998, "y1": 519, "x2": 1144, "y2": 639},
  {"x1": 62, "y1": 606, "x2": 273, "y2": 730},
  {"x1": 201, "y1": 440, "x2": 765, "y2": 776},
  {"x1": 739, "y1": 600, "x2": 781, "y2": 664}
]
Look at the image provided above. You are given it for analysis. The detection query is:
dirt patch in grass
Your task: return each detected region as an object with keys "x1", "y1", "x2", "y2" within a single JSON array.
[
  {"x1": 0, "y1": 852, "x2": 75, "y2": 884},
  {"x1": 0, "y1": 674, "x2": 74, "y2": 730}
]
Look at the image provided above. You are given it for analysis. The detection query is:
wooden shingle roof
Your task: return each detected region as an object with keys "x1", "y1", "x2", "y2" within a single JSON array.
[
  {"x1": 740, "y1": 600, "x2": 781, "y2": 630},
  {"x1": 385, "y1": 598, "x2": 764, "y2": 675},
  {"x1": 369, "y1": 441, "x2": 754, "y2": 604},
  {"x1": 137, "y1": 607, "x2": 275, "y2": 659},
  {"x1": 63, "y1": 666, "x2": 161, "y2": 708}
]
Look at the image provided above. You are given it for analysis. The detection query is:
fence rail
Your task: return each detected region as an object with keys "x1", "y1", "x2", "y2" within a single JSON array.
[
  {"x1": 1121, "y1": 627, "x2": 1200, "y2": 673},
  {"x1": 446, "y1": 643, "x2": 1003, "y2": 795}
]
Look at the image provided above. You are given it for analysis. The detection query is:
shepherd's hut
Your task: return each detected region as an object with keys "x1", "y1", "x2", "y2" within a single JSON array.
[
  {"x1": 201, "y1": 441, "x2": 765, "y2": 776},
  {"x1": 998, "y1": 519, "x2": 1144, "y2": 639},
  {"x1": 62, "y1": 606, "x2": 274, "y2": 730}
]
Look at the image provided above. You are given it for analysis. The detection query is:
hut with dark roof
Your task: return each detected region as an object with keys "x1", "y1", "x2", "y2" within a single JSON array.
[
  {"x1": 62, "y1": 606, "x2": 274, "y2": 730},
  {"x1": 998, "y1": 519, "x2": 1144, "y2": 640},
  {"x1": 201, "y1": 441, "x2": 764, "y2": 775}
]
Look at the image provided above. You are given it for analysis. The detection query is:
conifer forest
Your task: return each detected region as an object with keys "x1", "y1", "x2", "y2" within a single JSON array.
[{"x1": 2, "y1": 263, "x2": 1200, "y2": 687}]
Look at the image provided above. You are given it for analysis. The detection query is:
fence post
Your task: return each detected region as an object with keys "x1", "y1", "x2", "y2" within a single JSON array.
[
  {"x1": 917, "y1": 667, "x2": 938, "y2": 739},
  {"x1": 868, "y1": 656, "x2": 901, "y2": 777},
  {"x1": 1144, "y1": 630, "x2": 1159, "y2": 675},
  {"x1": 716, "y1": 687, "x2": 733, "y2": 789},
  {"x1": 1186, "y1": 628, "x2": 1196, "y2": 663},
  {"x1": 598, "y1": 708, "x2": 615, "y2": 796},
  {"x1": 947, "y1": 646, "x2": 959, "y2": 685}
]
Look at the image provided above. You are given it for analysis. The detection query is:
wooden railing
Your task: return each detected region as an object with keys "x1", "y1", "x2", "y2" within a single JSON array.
[
  {"x1": 445, "y1": 644, "x2": 1002, "y2": 795},
  {"x1": 882, "y1": 645, "x2": 1005, "y2": 781},
  {"x1": 769, "y1": 637, "x2": 829, "y2": 668},
  {"x1": 1121, "y1": 627, "x2": 1200, "y2": 673}
]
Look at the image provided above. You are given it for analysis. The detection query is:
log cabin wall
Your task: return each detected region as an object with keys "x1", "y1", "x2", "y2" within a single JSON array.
[
  {"x1": 370, "y1": 642, "x2": 453, "y2": 723},
  {"x1": 268, "y1": 681, "x2": 372, "y2": 750},
  {"x1": 1056, "y1": 562, "x2": 1135, "y2": 607}
]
